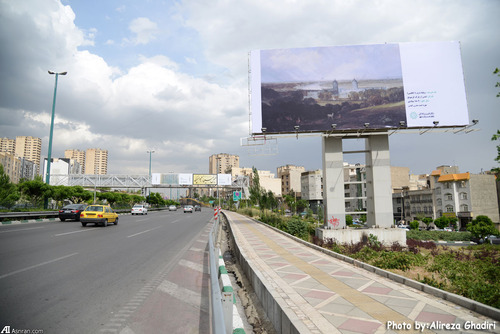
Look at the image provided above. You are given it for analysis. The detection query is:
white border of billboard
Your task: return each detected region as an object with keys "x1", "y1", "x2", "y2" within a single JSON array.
[
  {"x1": 400, "y1": 41, "x2": 469, "y2": 127},
  {"x1": 250, "y1": 41, "x2": 469, "y2": 134}
]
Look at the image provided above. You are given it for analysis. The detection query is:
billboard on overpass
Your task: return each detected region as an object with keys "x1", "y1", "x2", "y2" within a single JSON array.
[{"x1": 249, "y1": 41, "x2": 469, "y2": 134}]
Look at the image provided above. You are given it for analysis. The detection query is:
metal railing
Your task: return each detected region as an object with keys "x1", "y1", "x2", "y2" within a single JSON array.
[{"x1": 209, "y1": 210, "x2": 227, "y2": 333}]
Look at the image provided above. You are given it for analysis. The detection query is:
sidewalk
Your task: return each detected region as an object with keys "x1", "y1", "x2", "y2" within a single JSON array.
[{"x1": 224, "y1": 211, "x2": 498, "y2": 334}]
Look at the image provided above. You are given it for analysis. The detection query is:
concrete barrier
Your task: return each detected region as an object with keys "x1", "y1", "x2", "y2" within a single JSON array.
[{"x1": 218, "y1": 249, "x2": 246, "y2": 334}]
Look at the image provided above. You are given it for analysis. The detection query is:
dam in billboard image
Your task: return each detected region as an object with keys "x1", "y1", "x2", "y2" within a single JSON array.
[{"x1": 250, "y1": 41, "x2": 469, "y2": 134}]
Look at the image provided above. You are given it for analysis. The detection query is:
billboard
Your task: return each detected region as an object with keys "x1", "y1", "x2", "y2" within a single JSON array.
[{"x1": 250, "y1": 41, "x2": 469, "y2": 134}]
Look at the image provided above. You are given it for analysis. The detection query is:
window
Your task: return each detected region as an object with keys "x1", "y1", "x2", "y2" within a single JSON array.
[
  {"x1": 445, "y1": 182, "x2": 451, "y2": 189},
  {"x1": 435, "y1": 187, "x2": 441, "y2": 195},
  {"x1": 445, "y1": 193, "x2": 453, "y2": 201},
  {"x1": 460, "y1": 204, "x2": 469, "y2": 212},
  {"x1": 445, "y1": 205, "x2": 454, "y2": 212},
  {"x1": 460, "y1": 181, "x2": 467, "y2": 188},
  {"x1": 436, "y1": 198, "x2": 442, "y2": 206},
  {"x1": 460, "y1": 192, "x2": 468, "y2": 200}
]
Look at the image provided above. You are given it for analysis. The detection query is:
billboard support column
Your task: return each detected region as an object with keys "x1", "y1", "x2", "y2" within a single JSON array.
[
  {"x1": 322, "y1": 136, "x2": 345, "y2": 229},
  {"x1": 365, "y1": 134, "x2": 393, "y2": 228}
]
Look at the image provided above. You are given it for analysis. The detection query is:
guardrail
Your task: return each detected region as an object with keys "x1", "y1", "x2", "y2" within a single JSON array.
[{"x1": 209, "y1": 210, "x2": 246, "y2": 334}]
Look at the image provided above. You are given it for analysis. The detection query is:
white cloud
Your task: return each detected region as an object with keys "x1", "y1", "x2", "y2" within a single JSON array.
[{"x1": 128, "y1": 17, "x2": 159, "y2": 45}]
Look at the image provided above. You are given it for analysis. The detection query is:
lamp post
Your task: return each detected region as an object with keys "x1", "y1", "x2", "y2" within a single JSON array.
[
  {"x1": 45, "y1": 71, "x2": 67, "y2": 185},
  {"x1": 147, "y1": 150, "x2": 155, "y2": 203}
]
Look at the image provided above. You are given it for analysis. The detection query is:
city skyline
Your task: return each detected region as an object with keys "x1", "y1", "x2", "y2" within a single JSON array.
[{"x1": 0, "y1": 1, "x2": 499, "y2": 177}]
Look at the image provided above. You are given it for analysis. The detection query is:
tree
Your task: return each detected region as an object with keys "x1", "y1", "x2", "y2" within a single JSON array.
[
  {"x1": 249, "y1": 167, "x2": 262, "y2": 207},
  {"x1": 492, "y1": 130, "x2": 500, "y2": 175},
  {"x1": 422, "y1": 217, "x2": 433, "y2": 229},
  {"x1": 434, "y1": 216, "x2": 450, "y2": 229},
  {"x1": 467, "y1": 215, "x2": 497, "y2": 241},
  {"x1": 0, "y1": 165, "x2": 20, "y2": 209},
  {"x1": 69, "y1": 186, "x2": 92, "y2": 204},
  {"x1": 18, "y1": 176, "x2": 51, "y2": 207}
]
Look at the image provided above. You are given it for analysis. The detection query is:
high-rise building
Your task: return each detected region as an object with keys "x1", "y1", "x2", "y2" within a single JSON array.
[
  {"x1": 84, "y1": 148, "x2": 108, "y2": 175},
  {"x1": 65, "y1": 149, "x2": 86, "y2": 173},
  {"x1": 277, "y1": 165, "x2": 305, "y2": 197},
  {"x1": 0, "y1": 151, "x2": 21, "y2": 183},
  {"x1": 0, "y1": 136, "x2": 42, "y2": 175},
  {"x1": 0, "y1": 137, "x2": 16, "y2": 154},
  {"x1": 209, "y1": 154, "x2": 239, "y2": 174},
  {"x1": 14, "y1": 136, "x2": 42, "y2": 165}
]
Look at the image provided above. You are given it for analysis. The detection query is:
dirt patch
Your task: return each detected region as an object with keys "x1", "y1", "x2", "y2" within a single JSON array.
[{"x1": 219, "y1": 220, "x2": 277, "y2": 334}]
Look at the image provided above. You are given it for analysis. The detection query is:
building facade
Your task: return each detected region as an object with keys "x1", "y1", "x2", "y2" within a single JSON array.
[
  {"x1": 277, "y1": 165, "x2": 305, "y2": 197},
  {"x1": 84, "y1": 148, "x2": 108, "y2": 175},
  {"x1": 209, "y1": 153, "x2": 239, "y2": 174},
  {"x1": 0, "y1": 136, "x2": 42, "y2": 177},
  {"x1": 65, "y1": 149, "x2": 86, "y2": 173},
  {"x1": 0, "y1": 151, "x2": 21, "y2": 184}
]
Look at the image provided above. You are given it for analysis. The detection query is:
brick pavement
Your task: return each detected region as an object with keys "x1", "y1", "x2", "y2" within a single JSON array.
[{"x1": 225, "y1": 211, "x2": 498, "y2": 334}]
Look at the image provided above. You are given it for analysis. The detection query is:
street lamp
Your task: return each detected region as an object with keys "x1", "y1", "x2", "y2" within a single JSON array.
[
  {"x1": 45, "y1": 71, "x2": 67, "y2": 185},
  {"x1": 147, "y1": 150, "x2": 155, "y2": 203}
]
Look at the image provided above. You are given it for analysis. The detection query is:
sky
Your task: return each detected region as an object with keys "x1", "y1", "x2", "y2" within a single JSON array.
[{"x1": 1, "y1": 0, "x2": 499, "y2": 178}]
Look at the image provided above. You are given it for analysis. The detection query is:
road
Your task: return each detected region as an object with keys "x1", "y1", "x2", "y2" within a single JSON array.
[{"x1": 0, "y1": 209, "x2": 213, "y2": 334}]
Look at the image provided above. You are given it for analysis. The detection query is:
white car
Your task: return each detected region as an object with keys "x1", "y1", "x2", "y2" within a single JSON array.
[
  {"x1": 131, "y1": 204, "x2": 148, "y2": 215},
  {"x1": 183, "y1": 205, "x2": 193, "y2": 213},
  {"x1": 168, "y1": 205, "x2": 177, "y2": 211}
]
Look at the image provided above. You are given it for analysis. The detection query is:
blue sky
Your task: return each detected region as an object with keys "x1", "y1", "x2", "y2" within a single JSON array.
[{"x1": 0, "y1": 0, "x2": 499, "y2": 178}]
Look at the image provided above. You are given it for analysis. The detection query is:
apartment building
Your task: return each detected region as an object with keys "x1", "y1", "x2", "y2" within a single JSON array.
[
  {"x1": 231, "y1": 167, "x2": 281, "y2": 197},
  {"x1": 277, "y1": 165, "x2": 305, "y2": 197},
  {"x1": 0, "y1": 137, "x2": 15, "y2": 154},
  {"x1": 209, "y1": 153, "x2": 239, "y2": 174},
  {"x1": 0, "y1": 151, "x2": 21, "y2": 183},
  {"x1": 84, "y1": 148, "x2": 108, "y2": 175},
  {"x1": 0, "y1": 136, "x2": 42, "y2": 177},
  {"x1": 14, "y1": 136, "x2": 42, "y2": 166},
  {"x1": 65, "y1": 149, "x2": 86, "y2": 173},
  {"x1": 394, "y1": 166, "x2": 499, "y2": 228}
]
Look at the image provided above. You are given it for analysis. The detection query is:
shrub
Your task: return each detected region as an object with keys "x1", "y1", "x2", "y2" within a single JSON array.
[{"x1": 287, "y1": 218, "x2": 310, "y2": 240}]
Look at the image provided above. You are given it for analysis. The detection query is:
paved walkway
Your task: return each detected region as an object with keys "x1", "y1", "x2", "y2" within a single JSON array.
[{"x1": 225, "y1": 211, "x2": 498, "y2": 334}]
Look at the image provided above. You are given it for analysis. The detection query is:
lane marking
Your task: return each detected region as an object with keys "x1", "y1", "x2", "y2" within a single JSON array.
[
  {"x1": 0, "y1": 226, "x2": 45, "y2": 233},
  {"x1": 54, "y1": 228, "x2": 99, "y2": 236},
  {"x1": 0, "y1": 252, "x2": 78, "y2": 280},
  {"x1": 127, "y1": 226, "x2": 161, "y2": 238},
  {"x1": 170, "y1": 219, "x2": 180, "y2": 224}
]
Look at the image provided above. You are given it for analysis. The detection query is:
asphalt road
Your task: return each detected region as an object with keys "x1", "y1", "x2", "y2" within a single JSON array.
[{"x1": 0, "y1": 209, "x2": 213, "y2": 334}]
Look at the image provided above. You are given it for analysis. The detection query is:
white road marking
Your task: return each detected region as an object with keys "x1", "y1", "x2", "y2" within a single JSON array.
[
  {"x1": 127, "y1": 226, "x2": 161, "y2": 238},
  {"x1": 170, "y1": 219, "x2": 180, "y2": 224},
  {"x1": 0, "y1": 226, "x2": 45, "y2": 233},
  {"x1": 54, "y1": 228, "x2": 99, "y2": 236},
  {"x1": 0, "y1": 253, "x2": 78, "y2": 280}
]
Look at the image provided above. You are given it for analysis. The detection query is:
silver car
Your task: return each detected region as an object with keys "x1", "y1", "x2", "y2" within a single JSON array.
[{"x1": 131, "y1": 204, "x2": 148, "y2": 215}]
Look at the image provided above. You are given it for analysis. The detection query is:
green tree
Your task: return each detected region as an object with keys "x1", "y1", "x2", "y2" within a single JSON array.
[
  {"x1": 409, "y1": 220, "x2": 420, "y2": 230},
  {"x1": 467, "y1": 215, "x2": 497, "y2": 241},
  {"x1": 50, "y1": 185, "x2": 73, "y2": 207},
  {"x1": 249, "y1": 167, "x2": 262, "y2": 207},
  {"x1": 0, "y1": 165, "x2": 20, "y2": 209},
  {"x1": 492, "y1": 129, "x2": 500, "y2": 175},
  {"x1": 284, "y1": 194, "x2": 296, "y2": 213},
  {"x1": 18, "y1": 176, "x2": 51, "y2": 207},
  {"x1": 434, "y1": 216, "x2": 450, "y2": 229},
  {"x1": 296, "y1": 199, "x2": 309, "y2": 213},
  {"x1": 69, "y1": 186, "x2": 92, "y2": 204},
  {"x1": 422, "y1": 217, "x2": 433, "y2": 228}
]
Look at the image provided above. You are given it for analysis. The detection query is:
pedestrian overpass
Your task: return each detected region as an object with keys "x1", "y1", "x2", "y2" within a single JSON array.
[{"x1": 48, "y1": 173, "x2": 250, "y2": 198}]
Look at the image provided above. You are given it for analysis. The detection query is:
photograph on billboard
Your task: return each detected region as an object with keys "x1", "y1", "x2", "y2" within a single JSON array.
[{"x1": 250, "y1": 41, "x2": 468, "y2": 134}]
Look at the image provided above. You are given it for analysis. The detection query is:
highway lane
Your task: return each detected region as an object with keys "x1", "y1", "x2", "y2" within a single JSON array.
[{"x1": 0, "y1": 209, "x2": 213, "y2": 333}]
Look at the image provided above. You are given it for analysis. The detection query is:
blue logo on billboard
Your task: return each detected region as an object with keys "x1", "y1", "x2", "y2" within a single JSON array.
[{"x1": 410, "y1": 112, "x2": 418, "y2": 119}]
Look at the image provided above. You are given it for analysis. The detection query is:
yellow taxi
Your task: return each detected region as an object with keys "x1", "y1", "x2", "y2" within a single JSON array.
[{"x1": 80, "y1": 205, "x2": 118, "y2": 227}]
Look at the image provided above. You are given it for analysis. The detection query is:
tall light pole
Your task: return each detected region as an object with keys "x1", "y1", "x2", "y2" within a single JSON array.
[
  {"x1": 45, "y1": 71, "x2": 67, "y2": 185},
  {"x1": 147, "y1": 150, "x2": 155, "y2": 203}
]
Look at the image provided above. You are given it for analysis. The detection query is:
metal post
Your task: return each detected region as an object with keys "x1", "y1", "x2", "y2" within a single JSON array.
[{"x1": 45, "y1": 71, "x2": 67, "y2": 186}]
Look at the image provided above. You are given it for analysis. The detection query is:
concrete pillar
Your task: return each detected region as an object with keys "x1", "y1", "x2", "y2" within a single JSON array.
[
  {"x1": 365, "y1": 134, "x2": 393, "y2": 228},
  {"x1": 322, "y1": 136, "x2": 345, "y2": 229}
]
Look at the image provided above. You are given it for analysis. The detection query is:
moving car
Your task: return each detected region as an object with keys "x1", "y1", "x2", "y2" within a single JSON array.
[
  {"x1": 80, "y1": 205, "x2": 118, "y2": 227},
  {"x1": 168, "y1": 205, "x2": 177, "y2": 211},
  {"x1": 183, "y1": 205, "x2": 194, "y2": 213},
  {"x1": 194, "y1": 205, "x2": 201, "y2": 212},
  {"x1": 58, "y1": 204, "x2": 87, "y2": 221},
  {"x1": 131, "y1": 204, "x2": 148, "y2": 215}
]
